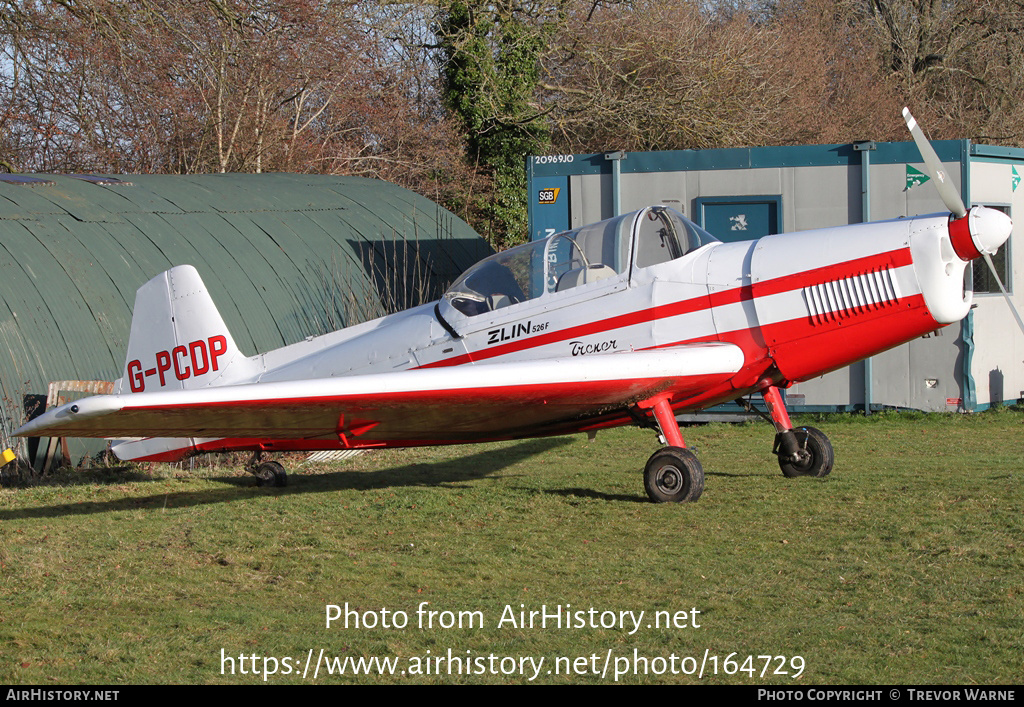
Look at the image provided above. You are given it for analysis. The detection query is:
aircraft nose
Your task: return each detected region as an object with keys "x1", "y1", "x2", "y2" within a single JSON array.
[
  {"x1": 950, "y1": 205, "x2": 1012, "y2": 261},
  {"x1": 971, "y1": 205, "x2": 1012, "y2": 256}
]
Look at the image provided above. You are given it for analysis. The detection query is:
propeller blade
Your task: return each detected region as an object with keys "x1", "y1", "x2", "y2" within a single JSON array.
[
  {"x1": 902, "y1": 107, "x2": 967, "y2": 219},
  {"x1": 982, "y1": 252, "x2": 1024, "y2": 336}
]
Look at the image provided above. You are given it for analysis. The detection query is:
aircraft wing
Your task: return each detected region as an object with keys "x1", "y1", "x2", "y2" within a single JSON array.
[{"x1": 15, "y1": 344, "x2": 743, "y2": 455}]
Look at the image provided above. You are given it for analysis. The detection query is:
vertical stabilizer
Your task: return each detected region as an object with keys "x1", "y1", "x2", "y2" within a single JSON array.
[{"x1": 118, "y1": 265, "x2": 260, "y2": 394}]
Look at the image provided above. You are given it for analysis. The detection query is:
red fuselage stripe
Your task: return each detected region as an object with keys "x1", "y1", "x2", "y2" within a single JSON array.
[{"x1": 422, "y1": 247, "x2": 914, "y2": 368}]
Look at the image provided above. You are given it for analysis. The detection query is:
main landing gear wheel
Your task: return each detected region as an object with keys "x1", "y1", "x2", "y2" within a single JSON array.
[
  {"x1": 255, "y1": 460, "x2": 288, "y2": 487},
  {"x1": 644, "y1": 447, "x2": 704, "y2": 503},
  {"x1": 777, "y1": 427, "x2": 833, "y2": 479}
]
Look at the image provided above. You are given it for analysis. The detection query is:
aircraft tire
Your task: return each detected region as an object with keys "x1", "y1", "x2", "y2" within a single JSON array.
[
  {"x1": 644, "y1": 447, "x2": 704, "y2": 503},
  {"x1": 778, "y1": 427, "x2": 833, "y2": 478},
  {"x1": 255, "y1": 460, "x2": 288, "y2": 487}
]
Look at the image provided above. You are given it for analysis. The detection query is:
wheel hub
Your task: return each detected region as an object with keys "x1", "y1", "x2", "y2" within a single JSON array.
[
  {"x1": 658, "y1": 466, "x2": 682, "y2": 492},
  {"x1": 787, "y1": 449, "x2": 812, "y2": 467}
]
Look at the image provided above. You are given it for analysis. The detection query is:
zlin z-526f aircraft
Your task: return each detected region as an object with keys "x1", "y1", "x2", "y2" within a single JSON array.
[{"x1": 15, "y1": 110, "x2": 1016, "y2": 502}]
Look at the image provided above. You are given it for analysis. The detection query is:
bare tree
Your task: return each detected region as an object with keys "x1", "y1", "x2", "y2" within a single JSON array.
[
  {"x1": 542, "y1": 0, "x2": 1024, "y2": 151},
  {"x1": 765, "y1": 0, "x2": 907, "y2": 145},
  {"x1": 540, "y1": 0, "x2": 800, "y2": 153},
  {"x1": 0, "y1": 0, "x2": 487, "y2": 235},
  {"x1": 805, "y1": 0, "x2": 1024, "y2": 143},
  {"x1": 3, "y1": 0, "x2": 1023, "y2": 247}
]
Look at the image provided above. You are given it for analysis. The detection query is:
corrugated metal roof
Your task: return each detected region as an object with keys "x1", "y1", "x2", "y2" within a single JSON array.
[{"x1": 0, "y1": 173, "x2": 492, "y2": 464}]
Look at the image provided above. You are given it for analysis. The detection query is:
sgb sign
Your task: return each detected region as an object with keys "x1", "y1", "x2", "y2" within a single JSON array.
[{"x1": 538, "y1": 187, "x2": 560, "y2": 204}]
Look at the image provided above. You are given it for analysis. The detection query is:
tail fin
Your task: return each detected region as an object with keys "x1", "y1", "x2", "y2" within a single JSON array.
[{"x1": 118, "y1": 265, "x2": 258, "y2": 394}]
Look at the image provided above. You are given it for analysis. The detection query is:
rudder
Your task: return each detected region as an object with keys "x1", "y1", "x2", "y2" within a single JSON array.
[{"x1": 118, "y1": 265, "x2": 258, "y2": 394}]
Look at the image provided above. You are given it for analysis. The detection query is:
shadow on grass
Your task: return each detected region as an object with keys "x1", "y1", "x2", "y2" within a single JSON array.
[
  {"x1": 542, "y1": 487, "x2": 647, "y2": 503},
  {"x1": 0, "y1": 438, "x2": 573, "y2": 520},
  {"x1": 540, "y1": 468, "x2": 767, "y2": 503}
]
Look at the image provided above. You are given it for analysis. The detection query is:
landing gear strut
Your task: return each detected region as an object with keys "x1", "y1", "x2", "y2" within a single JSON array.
[
  {"x1": 760, "y1": 385, "x2": 833, "y2": 478},
  {"x1": 246, "y1": 451, "x2": 288, "y2": 487},
  {"x1": 638, "y1": 396, "x2": 704, "y2": 503}
]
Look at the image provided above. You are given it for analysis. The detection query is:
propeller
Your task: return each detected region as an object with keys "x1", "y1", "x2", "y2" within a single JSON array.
[
  {"x1": 902, "y1": 107, "x2": 1024, "y2": 335},
  {"x1": 981, "y1": 250, "x2": 1024, "y2": 335},
  {"x1": 902, "y1": 107, "x2": 967, "y2": 219}
]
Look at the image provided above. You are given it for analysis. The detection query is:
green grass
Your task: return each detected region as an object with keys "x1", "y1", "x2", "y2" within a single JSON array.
[{"x1": 1, "y1": 410, "x2": 1022, "y2": 684}]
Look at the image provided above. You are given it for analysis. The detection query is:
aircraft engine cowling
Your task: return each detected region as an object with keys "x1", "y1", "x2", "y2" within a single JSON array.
[
  {"x1": 739, "y1": 209, "x2": 1010, "y2": 385},
  {"x1": 914, "y1": 205, "x2": 1012, "y2": 324}
]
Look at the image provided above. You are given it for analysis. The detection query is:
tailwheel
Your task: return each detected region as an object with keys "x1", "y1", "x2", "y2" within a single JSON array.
[
  {"x1": 776, "y1": 427, "x2": 833, "y2": 478},
  {"x1": 255, "y1": 460, "x2": 288, "y2": 487},
  {"x1": 644, "y1": 447, "x2": 704, "y2": 503},
  {"x1": 246, "y1": 452, "x2": 288, "y2": 487}
]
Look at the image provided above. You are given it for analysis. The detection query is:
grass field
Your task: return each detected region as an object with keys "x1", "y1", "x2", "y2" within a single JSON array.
[{"x1": 1, "y1": 410, "x2": 1022, "y2": 684}]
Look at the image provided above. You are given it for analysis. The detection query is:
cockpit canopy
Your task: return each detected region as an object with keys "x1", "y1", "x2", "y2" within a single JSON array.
[{"x1": 444, "y1": 206, "x2": 719, "y2": 317}]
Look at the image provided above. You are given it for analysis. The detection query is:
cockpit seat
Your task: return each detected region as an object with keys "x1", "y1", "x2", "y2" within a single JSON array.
[
  {"x1": 486, "y1": 293, "x2": 513, "y2": 311},
  {"x1": 556, "y1": 264, "x2": 617, "y2": 291}
]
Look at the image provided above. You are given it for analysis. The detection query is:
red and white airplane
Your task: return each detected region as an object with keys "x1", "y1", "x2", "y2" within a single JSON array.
[{"x1": 15, "y1": 111, "x2": 1016, "y2": 502}]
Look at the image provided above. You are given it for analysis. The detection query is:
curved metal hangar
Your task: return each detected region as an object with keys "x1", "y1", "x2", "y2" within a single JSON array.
[{"x1": 0, "y1": 173, "x2": 491, "y2": 466}]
